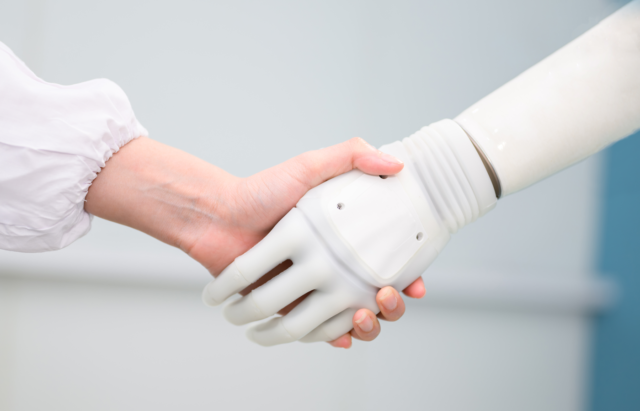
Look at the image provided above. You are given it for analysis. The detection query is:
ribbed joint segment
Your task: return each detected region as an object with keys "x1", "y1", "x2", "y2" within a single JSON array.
[{"x1": 402, "y1": 126, "x2": 481, "y2": 234}]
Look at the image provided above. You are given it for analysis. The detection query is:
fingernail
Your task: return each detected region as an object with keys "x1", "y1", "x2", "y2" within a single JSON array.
[
  {"x1": 379, "y1": 152, "x2": 404, "y2": 165},
  {"x1": 355, "y1": 312, "x2": 373, "y2": 333},
  {"x1": 381, "y1": 288, "x2": 397, "y2": 311}
]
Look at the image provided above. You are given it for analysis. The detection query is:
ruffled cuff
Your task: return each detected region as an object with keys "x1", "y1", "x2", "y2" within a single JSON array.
[{"x1": 0, "y1": 41, "x2": 148, "y2": 252}]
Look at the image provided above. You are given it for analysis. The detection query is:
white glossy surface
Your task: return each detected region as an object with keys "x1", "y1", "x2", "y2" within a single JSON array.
[
  {"x1": 328, "y1": 173, "x2": 425, "y2": 280},
  {"x1": 457, "y1": 0, "x2": 640, "y2": 195}
]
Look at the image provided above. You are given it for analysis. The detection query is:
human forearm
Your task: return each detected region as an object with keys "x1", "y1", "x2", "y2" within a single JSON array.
[{"x1": 85, "y1": 137, "x2": 236, "y2": 254}]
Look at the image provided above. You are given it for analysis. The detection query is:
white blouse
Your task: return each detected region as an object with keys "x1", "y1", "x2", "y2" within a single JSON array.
[{"x1": 0, "y1": 42, "x2": 147, "y2": 253}]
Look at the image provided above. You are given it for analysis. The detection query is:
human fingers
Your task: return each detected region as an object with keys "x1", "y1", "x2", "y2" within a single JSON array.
[
  {"x1": 376, "y1": 286, "x2": 406, "y2": 322},
  {"x1": 328, "y1": 334, "x2": 352, "y2": 349},
  {"x1": 403, "y1": 277, "x2": 426, "y2": 299},
  {"x1": 349, "y1": 309, "x2": 381, "y2": 342},
  {"x1": 326, "y1": 285, "x2": 410, "y2": 347},
  {"x1": 274, "y1": 137, "x2": 404, "y2": 192}
]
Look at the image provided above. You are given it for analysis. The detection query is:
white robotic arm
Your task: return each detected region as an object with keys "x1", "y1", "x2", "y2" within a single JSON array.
[
  {"x1": 203, "y1": 0, "x2": 640, "y2": 346},
  {"x1": 457, "y1": 0, "x2": 640, "y2": 196}
]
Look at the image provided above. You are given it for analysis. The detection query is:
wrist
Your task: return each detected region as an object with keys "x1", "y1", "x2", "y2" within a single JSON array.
[{"x1": 385, "y1": 119, "x2": 497, "y2": 234}]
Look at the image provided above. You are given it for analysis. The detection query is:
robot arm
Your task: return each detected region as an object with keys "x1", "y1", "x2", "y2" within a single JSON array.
[
  {"x1": 203, "y1": 0, "x2": 640, "y2": 346},
  {"x1": 457, "y1": 0, "x2": 640, "y2": 196}
]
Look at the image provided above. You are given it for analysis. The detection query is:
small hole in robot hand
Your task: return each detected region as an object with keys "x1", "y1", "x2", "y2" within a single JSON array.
[
  {"x1": 416, "y1": 232, "x2": 424, "y2": 241},
  {"x1": 379, "y1": 175, "x2": 388, "y2": 179},
  {"x1": 337, "y1": 203, "x2": 345, "y2": 210}
]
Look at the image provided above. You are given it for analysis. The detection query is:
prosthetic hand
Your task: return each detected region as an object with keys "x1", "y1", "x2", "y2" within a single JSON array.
[{"x1": 202, "y1": 120, "x2": 497, "y2": 346}]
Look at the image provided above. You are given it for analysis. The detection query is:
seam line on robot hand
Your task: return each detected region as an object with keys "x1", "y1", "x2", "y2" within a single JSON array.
[
  {"x1": 235, "y1": 262, "x2": 251, "y2": 284},
  {"x1": 248, "y1": 291, "x2": 267, "y2": 317}
]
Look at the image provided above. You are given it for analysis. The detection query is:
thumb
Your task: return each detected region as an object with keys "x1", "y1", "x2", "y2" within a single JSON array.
[{"x1": 283, "y1": 137, "x2": 404, "y2": 190}]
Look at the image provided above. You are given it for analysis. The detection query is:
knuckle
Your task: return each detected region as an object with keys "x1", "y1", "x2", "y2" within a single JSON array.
[{"x1": 349, "y1": 136, "x2": 372, "y2": 151}]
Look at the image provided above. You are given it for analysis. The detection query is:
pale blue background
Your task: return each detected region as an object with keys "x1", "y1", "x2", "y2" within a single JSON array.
[{"x1": 0, "y1": 1, "x2": 636, "y2": 410}]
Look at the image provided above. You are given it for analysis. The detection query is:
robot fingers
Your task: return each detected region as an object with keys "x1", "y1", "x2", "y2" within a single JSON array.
[
  {"x1": 246, "y1": 291, "x2": 350, "y2": 347},
  {"x1": 223, "y1": 261, "x2": 329, "y2": 325},
  {"x1": 298, "y1": 308, "x2": 357, "y2": 343},
  {"x1": 243, "y1": 317, "x2": 296, "y2": 346},
  {"x1": 202, "y1": 209, "x2": 309, "y2": 306},
  {"x1": 201, "y1": 262, "x2": 249, "y2": 307}
]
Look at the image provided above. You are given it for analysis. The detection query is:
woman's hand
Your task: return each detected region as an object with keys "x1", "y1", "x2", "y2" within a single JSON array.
[{"x1": 86, "y1": 136, "x2": 425, "y2": 347}]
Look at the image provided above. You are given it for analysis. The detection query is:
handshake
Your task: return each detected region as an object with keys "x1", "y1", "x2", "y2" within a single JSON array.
[
  {"x1": 0, "y1": 40, "x2": 492, "y2": 349},
  {"x1": 200, "y1": 120, "x2": 496, "y2": 347},
  {"x1": 8, "y1": 0, "x2": 638, "y2": 348},
  {"x1": 86, "y1": 119, "x2": 496, "y2": 349}
]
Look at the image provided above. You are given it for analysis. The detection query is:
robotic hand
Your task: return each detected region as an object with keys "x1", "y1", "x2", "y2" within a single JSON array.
[
  {"x1": 202, "y1": 120, "x2": 497, "y2": 346},
  {"x1": 203, "y1": 1, "x2": 640, "y2": 346}
]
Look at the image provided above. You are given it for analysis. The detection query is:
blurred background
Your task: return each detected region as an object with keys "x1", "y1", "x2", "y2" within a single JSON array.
[{"x1": 0, "y1": 0, "x2": 637, "y2": 410}]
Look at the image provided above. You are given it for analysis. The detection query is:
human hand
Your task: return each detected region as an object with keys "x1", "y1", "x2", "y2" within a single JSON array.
[{"x1": 86, "y1": 136, "x2": 425, "y2": 347}]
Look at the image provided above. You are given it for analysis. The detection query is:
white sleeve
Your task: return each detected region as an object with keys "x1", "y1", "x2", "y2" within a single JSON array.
[{"x1": 0, "y1": 42, "x2": 148, "y2": 253}]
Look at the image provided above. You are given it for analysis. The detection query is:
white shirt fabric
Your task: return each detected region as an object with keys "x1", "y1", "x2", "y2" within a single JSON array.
[{"x1": 0, "y1": 42, "x2": 147, "y2": 252}]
